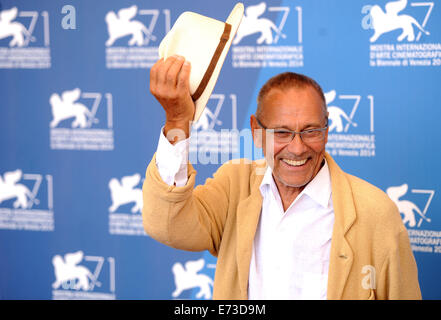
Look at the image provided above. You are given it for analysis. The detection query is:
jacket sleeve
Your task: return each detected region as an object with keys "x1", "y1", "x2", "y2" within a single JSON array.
[
  {"x1": 377, "y1": 225, "x2": 422, "y2": 299},
  {"x1": 142, "y1": 153, "x2": 230, "y2": 257}
]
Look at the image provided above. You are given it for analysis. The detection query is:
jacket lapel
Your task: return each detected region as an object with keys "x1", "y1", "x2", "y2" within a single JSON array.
[
  {"x1": 325, "y1": 153, "x2": 356, "y2": 299},
  {"x1": 235, "y1": 161, "x2": 265, "y2": 299}
]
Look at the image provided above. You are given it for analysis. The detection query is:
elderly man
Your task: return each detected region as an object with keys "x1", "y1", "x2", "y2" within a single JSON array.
[{"x1": 143, "y1": 55, "x2": 421, "y2": 300}]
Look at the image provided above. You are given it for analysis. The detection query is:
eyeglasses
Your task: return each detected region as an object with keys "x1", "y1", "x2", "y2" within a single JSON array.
[{"x1": 255, "y1": 117, "x2": 328, "y2": 144}]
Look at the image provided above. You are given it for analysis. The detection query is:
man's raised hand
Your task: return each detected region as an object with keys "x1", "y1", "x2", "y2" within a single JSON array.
[{"x1": 150, "y1": 55, "x2": 195, "y2": 143}]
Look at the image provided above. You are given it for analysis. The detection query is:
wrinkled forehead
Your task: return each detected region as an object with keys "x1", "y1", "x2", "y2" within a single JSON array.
[{"x1": 258, "y1": 86, "x2": 327, "y2": 125}]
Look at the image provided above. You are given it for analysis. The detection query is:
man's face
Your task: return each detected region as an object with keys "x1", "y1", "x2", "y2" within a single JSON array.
[{"x1": 251, "y1": 86, "x2": 328, "y2": 189}]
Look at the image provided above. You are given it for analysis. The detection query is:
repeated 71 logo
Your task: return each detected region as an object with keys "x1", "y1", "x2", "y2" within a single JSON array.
[
  {"x1": 49, "y1": 88, "x2": 113, "y2": 129},
  {"x1": 0, "y1": 170, "x2": 53, "y2": 210},
  {"x1": 0, "y1": 7, "x2": 50, "y2": 47},
  {"x1": 0, "y1": 170, "x2": 54, "y2": 232},
  {"x1": 49, "y1": 88, "x2": 114, "y2": 151},
  {"x1": 362, "y1": 0, "x2": 433, "y2": 42},
  {"x1": 387, "y1": 184, "x2": 435, "y2": 228},
  {"x1": 52, "y1": 251, "x2": 116, "y2": 300},
  {"x1": 0, "y1": 7, "x2": 51, "y2": 68},
  {"x1": 325, "y1": 91, "x2": 376, "y2": 158}
]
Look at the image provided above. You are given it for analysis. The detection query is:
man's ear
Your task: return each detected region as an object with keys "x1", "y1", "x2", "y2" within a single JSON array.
[{"x1": 250, "y1": 115, "x2": 263, "y2": 149}]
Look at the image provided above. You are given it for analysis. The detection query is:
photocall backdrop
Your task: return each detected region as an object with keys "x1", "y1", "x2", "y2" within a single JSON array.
[{"x1": 0, "y1": 0, "x2": 440, "y2": 300}]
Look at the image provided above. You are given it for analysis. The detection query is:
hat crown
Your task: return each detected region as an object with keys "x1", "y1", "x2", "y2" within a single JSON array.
[
  {"x1": 157, "y1": 3, "x2": 244, "y2": 122},
  {"x1": 159, "y1": 12, "x2": 226, "y2": 95}
]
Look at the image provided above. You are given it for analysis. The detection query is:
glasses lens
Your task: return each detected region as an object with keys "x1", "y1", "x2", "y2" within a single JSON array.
[
  {"x1": 273, "y1": 131, "x2": 293, "y2": 143},
  {"x1": 301, "y1": 130, "x2": 324, "y2": 143}
]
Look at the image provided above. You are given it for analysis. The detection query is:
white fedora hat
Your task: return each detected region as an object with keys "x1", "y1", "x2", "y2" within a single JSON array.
[{"x1": 158, "y1": 3, "x2": 244, "y2": 122}]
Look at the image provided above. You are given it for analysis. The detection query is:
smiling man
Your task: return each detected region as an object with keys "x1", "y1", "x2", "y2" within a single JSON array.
[
  {"x1": 142, "y1": 56, "x2": 421, "y2": 300},
  {"x1": 250, "y1": 73, "x2": 330, "y2": 212}
]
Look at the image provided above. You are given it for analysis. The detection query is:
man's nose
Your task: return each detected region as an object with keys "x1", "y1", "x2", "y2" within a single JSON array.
[{"x1": 285, "y1": 133, "x2": 308, "y2": 155}]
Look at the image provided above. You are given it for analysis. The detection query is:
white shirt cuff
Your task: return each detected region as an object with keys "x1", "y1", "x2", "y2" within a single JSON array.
[{"x1": 155, "y1": 127, "x2": 189, "y2": 187}]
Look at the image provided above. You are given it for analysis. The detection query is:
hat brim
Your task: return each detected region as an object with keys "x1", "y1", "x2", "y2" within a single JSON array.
[{"x1": 192, "y1": 3, "x2": 244, "y2": 122}]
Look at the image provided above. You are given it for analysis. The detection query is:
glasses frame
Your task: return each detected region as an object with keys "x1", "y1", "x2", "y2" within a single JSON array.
[{"x1": 255, "y1": 117, "x2": 329, "y2": 144}]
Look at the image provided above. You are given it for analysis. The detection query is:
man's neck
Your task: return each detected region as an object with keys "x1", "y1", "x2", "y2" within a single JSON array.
[
  {"x1": 272, "y1": 158, "x2": 326, "y2": 212},
  {"x1": 273, "y1": 180, "x2": 303, "y2": 212}
]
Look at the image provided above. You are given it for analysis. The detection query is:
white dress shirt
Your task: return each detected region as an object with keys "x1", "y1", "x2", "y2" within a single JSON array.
[
  {"x1": 248, "y1": 163, "x2": 334, "y2": 300},
  {"x1": 155, "y1": 129, "x2": 335, "y2": 299}
]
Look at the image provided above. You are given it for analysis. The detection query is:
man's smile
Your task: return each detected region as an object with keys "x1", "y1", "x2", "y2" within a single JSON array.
[{"x1": 281, "y1": 157, "x2": 309, "y2": 167}]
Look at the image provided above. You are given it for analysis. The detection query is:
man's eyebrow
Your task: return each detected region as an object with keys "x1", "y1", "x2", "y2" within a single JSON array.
[{"x1": 270, "y1": 122, "x2": 325, "y2": 130}]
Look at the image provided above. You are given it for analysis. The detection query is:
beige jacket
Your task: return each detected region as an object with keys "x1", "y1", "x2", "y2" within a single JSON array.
[{"x1": 142, "y1": 153, "x2": 421, "y2": 300}]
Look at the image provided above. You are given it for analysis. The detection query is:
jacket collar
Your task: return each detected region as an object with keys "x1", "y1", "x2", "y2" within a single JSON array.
[{"x1": 235, "y1": 153, "x2": 356, "y2": 300}]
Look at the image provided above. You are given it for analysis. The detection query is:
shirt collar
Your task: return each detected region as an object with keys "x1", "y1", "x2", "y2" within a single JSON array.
[
  {"x1": 259, "y1": 158, "x2": 332, "y2": 209},
  {"x1": 303, "y1": 159, "x2": 332, "y2": 208}
]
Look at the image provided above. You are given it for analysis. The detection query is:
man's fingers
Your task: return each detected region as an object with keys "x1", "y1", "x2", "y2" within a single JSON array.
[
  {"x1": 157, "y1": 55, "x2": 179, "y2": 85},
  {"x1": 165, "y1": 55, "x2": 185, "y2": 88},
  {"x1": 150, "y1": 58, "x2": 165, "y2": 94},
  {"x1": 177, "y1": 60, "x2": 191, "y2": 93}
]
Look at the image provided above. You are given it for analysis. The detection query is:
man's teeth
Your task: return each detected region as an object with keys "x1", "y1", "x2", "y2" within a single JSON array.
[{"x1": 282, "y1": 158, "x2": 307, "y2": 166}]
